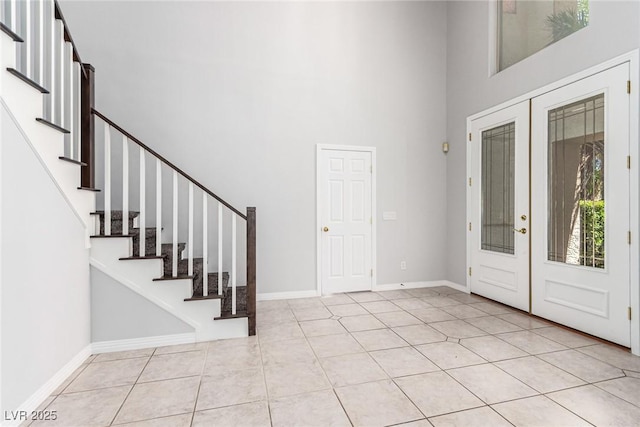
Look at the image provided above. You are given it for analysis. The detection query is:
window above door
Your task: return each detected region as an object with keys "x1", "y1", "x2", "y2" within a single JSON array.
[{"x1": 497, "y1": 0, "x2": 590, "y2": 72}]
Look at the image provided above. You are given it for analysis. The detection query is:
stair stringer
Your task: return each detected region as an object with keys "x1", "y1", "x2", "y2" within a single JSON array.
[
  {"x1": 90, "y1": 237, "x2": 249, "y2": 341},
  {"x1": 0, "y1": 32, "x2": 96, "y2": 241}
]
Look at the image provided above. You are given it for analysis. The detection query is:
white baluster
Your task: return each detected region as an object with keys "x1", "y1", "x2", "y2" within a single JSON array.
[
  {"x1": 47, "y1": 1, "x2": 55, "y2": 121},
  {"x1": 156, "y1": 159, "x2": 162, "y2": 256},
  {"x1": 13, "y1": 1, "x2": 26, "y2": 72},
  {"x1": 188, "y1": 182, "x2": 194, "y2": 277},
  {"x1": 25, "y1": 0, "x2": 31, "y2": 77},
  {"x1": 42, "y1": 0, "x2": 52, "y2": 120},
  {"x1": 232, "y1": 214, "x2": 237, "y2": 315},
  {"x1": 103, "y1": 124, "x2": 111, "y2": 236},
  {"x1": 51, "y1": 19, "x2": 61, "y2": 124},
  {"x1": 10, "y1": 0, "x2": 17, "y2": 31},
  {"x1": 57, "y1": 21, "x2": 64, "y2": 127},
  {"x1": 74, "y1": 62, "x2": 81, "y2": 160},
  {"x1": 139, "y1": 147, "x2": 146, "y2": 256},
  {"x1": 218, "y1": 202, "x2": 223, "y2": 296},
  {"x1": 38, "y1": 0, "x2": 44, "y2": 85},
  {"x1": 172, "y1": 170, "x2": 178, "y2": 277},
  {"x1": 202, "y1": 194, "x2": 208, "y2": 297},
  {"x1": 65, "y1": 42, "x2": 73, "y2": 158},
  {"x1": 122, "y1": 135, "x2": 129, "y2": 235}
]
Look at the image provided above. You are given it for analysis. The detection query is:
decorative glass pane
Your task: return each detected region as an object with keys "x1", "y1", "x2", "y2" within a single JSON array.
[
  {"x1": 548, "y1": 93, "x2": 604, "y2": 268},
  {"x1": 498, "y1": 0, "x2": 589, "y2": 72},
  {"x1": 481, "y1": 122, "x2": 515, "y2": 254}
]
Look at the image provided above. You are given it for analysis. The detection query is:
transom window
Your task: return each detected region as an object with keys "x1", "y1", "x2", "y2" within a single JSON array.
[{"x1": 497, "y1": 0, "x2": 589, "y2": 72}]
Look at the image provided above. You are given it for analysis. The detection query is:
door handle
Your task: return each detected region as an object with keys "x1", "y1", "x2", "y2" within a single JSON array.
[
  {"x1": 513, "y1": 227, "x2": 527, "y2": 234},
  {"x1": 323, "y1": 227, "x2": 329, "y2": 232}
]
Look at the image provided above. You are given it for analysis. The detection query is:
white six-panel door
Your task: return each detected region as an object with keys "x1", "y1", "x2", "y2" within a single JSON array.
[
  {"x1": 531, "y1": 64, "x2": 631, "y2": 346},
  {"x1": 469, "y1": 101, "x2": 530, "y2": 311},
  {"x1": 318, "y1": 147, "x2": 373, "y2": 294}
]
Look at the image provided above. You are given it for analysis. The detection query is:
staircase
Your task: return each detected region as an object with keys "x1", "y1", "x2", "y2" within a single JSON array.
[
  {"x1": 0, "y1": 0, "x2": 256, "y2": 341},
  {"x1": 93, "y1": 209, "x2": 248, "y2": 317}
]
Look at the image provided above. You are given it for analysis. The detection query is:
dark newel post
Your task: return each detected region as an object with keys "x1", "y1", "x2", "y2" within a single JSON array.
[
  {"x1": 246, "y1": 207, "x2": 257, "y2": 336},
  {"x1": 80, "y1": 63, "x2": 95, "y2": 188}
]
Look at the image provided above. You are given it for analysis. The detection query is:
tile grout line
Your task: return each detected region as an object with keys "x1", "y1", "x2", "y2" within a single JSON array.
[
  {"x1": 298, "y1": 306, "x2": 356, "y2": 426},
  {"x1": 256, "y1": 328, "x2": 276, "y2": 427},
  {"x1": 108, "y1": 348, "x2": 156, "y2": 426},
  {"x1": 188, "y1": 341, "x2": 212, "y2": 426}
]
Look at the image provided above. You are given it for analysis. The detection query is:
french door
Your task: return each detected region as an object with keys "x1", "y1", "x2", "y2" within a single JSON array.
[
  {"x1": 469, "y1": 101, "x2": 530, "y2": 311},
  {"x1": 531, "y1": 64, "x2": 630, "y2": 346},
  {"x1": 469, "y1": 64, "x2": 631, "y2": 346}
]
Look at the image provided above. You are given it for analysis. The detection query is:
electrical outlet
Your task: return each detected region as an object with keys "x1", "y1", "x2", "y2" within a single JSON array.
[{"x1": 400, "y1": 261, "x2": 406, "y2": 270}]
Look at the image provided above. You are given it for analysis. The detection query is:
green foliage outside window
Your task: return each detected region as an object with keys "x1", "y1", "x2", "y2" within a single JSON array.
[
  {"x1": 546, "y1": 0, "x2": 590, "y2": 43},
  {"x1": 579, "y1": 199, "x2": 604, "y2": 268}
]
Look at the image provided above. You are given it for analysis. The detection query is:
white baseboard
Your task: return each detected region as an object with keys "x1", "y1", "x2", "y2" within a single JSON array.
[
  {"x1": 92, "y1": 332, "x2": 196, "y2": 354},
  {"x1": 257, "y1": 290, "x2": 319, "y2": 301},
  {"x1": 437, "y1": 280, "x2": 469, "y2": 293},
  {"x1": 1, "y1": 344, "x2": 92, "y2": 427},
  {"x1": 374, "y1": 280, "x2": 469, "y2": 293}
]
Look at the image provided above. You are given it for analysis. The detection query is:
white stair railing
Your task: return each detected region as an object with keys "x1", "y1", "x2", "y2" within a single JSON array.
[
  {"x1": 93, "y1": 112, "x2": 253, "y2": 320},
  {"x1": 1, "y1": 0, "x2": 86, "y2": 164}
]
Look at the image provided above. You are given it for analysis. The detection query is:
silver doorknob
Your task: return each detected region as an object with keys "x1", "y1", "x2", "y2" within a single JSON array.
[
  {"x1": 323, "y1": 227, "x2": 329, "y2": 232},
  {"x1": 513, "y1": 228, "x2": 527, "y2": 234}
]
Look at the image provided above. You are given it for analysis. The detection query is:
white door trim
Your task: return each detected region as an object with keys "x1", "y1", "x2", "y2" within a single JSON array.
[
  {"x1": 316, "y1": 144, "x2": 377, "y2": 296},
  {"x1": 466, "y1": 50, "x2": 640, "y2": 355}
]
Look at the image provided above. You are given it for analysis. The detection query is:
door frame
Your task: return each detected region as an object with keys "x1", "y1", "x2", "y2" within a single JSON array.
[
  {"x1": 316, "y1": 144, "x2": 377, "y2": 296},
  {"x1": 466, "y1": 50, "x2": 640, "y2": 355}
]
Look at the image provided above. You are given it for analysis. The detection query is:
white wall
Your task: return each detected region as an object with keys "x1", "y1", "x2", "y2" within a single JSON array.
[
  {"x1": 0, "y1": 103, "x2": 91, "y2": 414},
  {"x1": 60, "y1": 0, "x2": 449, "y2": 294},
  {"x1": 91, "y1": 267, "x2": 193, "y2": 342},
  {"x1": 445, "y1": 0, "x2": 640, "y2": 285}
]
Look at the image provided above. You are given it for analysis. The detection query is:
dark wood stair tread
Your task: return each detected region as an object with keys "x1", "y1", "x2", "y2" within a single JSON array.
[
  {"x1": 7, "y1": 68, "x2": 49, "y2": 93},
  {"x1": 91, "y1": 210, "x2": 140, "y2": 217},
  {"x1": 59, "y1": 156, "x2": 87, "y2": 166},
  {"x1": 78, "y1": 186, "x2": 101, "y2": 192},
  {"x1": 215, "y1": 311, "x2": 249, "y2": 320},
  {"x1": 153, "y1": 275, "x2": 194, "y2": 281},
  {"x1": 119, "y1": 256, "x2": 164, "y2": 261},
  {"x1": 90, "y1": 234, "x2": 136, "y2": 238},
  {"x1": 184, "y1": 294, "x2": 223, "y2": 302},
  {"x1": 0, "y1": 22, "x2": 24, "y2": 42},
  {"x1": 36, "y1": 118, "x2": 70, "y2": 133}
]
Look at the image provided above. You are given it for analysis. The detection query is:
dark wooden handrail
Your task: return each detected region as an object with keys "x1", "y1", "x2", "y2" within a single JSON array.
[
  {"x1": 53, "y1": 0, "x2": 87, "y2": 78},
  {"x1": 91, "y1": 108, "x2": 247, "y2": 220}
]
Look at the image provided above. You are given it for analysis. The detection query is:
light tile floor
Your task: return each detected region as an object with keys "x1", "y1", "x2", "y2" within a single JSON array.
[{"x1": 25, "y1": 286, "x2": 640, "y2": 426}]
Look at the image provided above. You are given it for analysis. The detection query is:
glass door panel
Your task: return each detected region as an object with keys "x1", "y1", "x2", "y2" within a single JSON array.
[
  {"x1": 548, "y1": 94, "x2": 605, "y2": 268},
  {"x1": 482, "y1": 123, "x2": 516, "y2": 254}
]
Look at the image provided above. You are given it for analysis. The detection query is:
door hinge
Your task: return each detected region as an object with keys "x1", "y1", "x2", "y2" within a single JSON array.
[
  {"x1": 627, "y1": 80, "x2": 631, "y2": 94},
  {"x1": 627, "y1": 156, "x2": 631, "y2": 169},
  {"x1": 468, "y1": 267, "x2": 472, "y2": 276},
  {"x1": 370, "y1": 269, "x2": 373, "y2": 277},
  {"x1": 628, "y1": 231, "x2": 632, "y2": 245},
  {"x1": 468, "y1": 132, "x2": 472, "y2": 142},
  {"x1": 468, "y1": 222, "x2": 472, "y2": 231},
  {"x1": 628, "y1": 306, "x2": 632, "y2": 320},
  {"x1": 468, "y1": 177, "x2": 472, "y2": 186},
  {"x1": 370, "y1": 165, "x2": 373, "y2": 173}
]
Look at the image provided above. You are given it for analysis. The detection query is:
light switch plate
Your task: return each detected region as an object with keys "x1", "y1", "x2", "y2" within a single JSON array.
[{"x1": 382, "y1": 211, "x2": 397, "y2": 220}]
